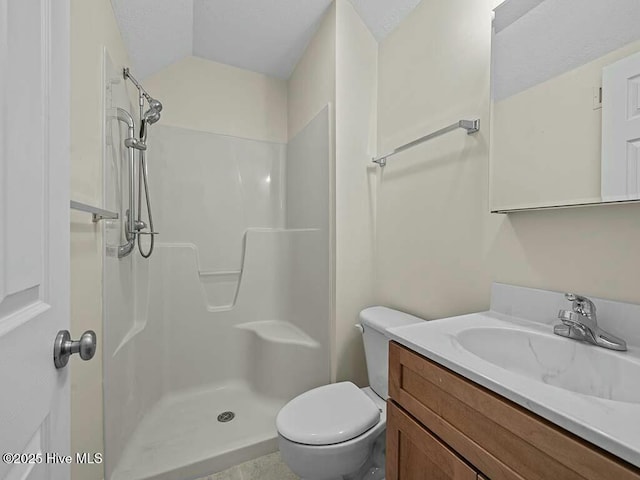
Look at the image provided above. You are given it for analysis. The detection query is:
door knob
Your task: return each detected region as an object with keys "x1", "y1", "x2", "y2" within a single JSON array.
[{"x1": 53, "y1": 330, "x2": 97, "y2": 369}]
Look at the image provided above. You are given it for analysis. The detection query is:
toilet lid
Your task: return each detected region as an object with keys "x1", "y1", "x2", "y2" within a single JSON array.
[{"x1": 276, "y1": 382, "x2": 380, "y2": 446}]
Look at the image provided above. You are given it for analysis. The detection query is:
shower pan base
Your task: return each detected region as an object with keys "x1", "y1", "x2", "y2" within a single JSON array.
[{"x1": 110, "y1": 381, "x2": 284, "y2": 480}]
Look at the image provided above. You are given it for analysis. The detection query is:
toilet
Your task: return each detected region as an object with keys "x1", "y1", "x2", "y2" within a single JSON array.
[{"x1": 276, "y1": 306, "x2": 424, "y2": 480}]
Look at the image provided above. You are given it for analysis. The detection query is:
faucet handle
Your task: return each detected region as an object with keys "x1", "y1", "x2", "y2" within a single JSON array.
[{"x1": 565, "y1": 293, "x2": 597, "y2": 318}]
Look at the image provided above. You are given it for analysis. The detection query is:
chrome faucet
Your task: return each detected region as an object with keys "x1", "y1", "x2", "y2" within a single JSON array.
[{"x1": 554, "y1": 293, "x2": 627, "y2": 351}]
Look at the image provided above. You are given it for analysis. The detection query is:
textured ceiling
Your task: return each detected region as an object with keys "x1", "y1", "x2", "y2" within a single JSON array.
[
  {"x1": 110, "y1": 0, "x2": 423, "y2": 80},
  {"x1": 349, "y1": 0, "x2": 422, "y2": 41}
]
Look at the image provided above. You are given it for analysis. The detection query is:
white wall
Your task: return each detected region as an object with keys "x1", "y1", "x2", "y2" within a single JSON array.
[
  {"x1": 376, "y1": 0, "x2": 640, "y2": 328},
  {"x1": 70, "y1": 0, "x2": 133, "y2": 478},
  {"x1": 144, "y1": 56, "x2": 288, "y2": 143},
  {"x1": 334, "y1": 0, "x2": 378, "y2": 385}
]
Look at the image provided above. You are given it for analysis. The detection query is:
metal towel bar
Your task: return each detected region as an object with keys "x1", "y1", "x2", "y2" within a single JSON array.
[
  {"x1": 70, "y1": 200, "x2": 119, "y2": 222},
  {"x1": 372, "y1": 119, "x2": 480, "y2": 167}
]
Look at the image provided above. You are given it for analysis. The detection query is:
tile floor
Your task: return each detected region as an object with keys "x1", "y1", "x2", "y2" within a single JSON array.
[{"x1": 197, "y1": 452, "x2": 299, "y2": 480}]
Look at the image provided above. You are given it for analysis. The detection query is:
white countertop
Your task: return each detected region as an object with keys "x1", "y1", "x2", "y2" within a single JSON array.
[{"x1": 387, "y1": 310, "x2": 640, "y2": 467}]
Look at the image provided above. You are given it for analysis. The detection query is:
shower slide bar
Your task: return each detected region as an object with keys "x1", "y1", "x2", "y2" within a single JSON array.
[
  {"x1": 70, "y1": 200, "x2": 119, "y2": 222},
  {"x1": 372, "y1": 119, "x2": 480, "y2": 167}
]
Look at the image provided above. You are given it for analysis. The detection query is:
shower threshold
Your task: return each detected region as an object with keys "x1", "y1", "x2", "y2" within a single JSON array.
[{"x1": 110, "y1": 381, "x2": 285, "y2": 480}]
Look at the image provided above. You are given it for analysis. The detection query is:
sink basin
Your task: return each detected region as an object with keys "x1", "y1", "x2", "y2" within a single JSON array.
[{"x1": 456, "y1": 327, "x2": 640, "y2": 404}]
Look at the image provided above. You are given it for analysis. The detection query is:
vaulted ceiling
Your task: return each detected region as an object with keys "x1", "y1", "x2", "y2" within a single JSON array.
[{"x1": 110, "y1": 0, "x2": 422, "y2": 79}]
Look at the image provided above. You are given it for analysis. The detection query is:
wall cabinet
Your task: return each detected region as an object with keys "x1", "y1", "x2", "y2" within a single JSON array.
[{"x1": 386, "y1": 342, "x2": 640, "y2": 480}]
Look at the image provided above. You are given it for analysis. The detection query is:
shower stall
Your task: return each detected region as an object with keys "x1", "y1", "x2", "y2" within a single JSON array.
[{"x1": 101, "y1": 52, "x2": 332, "y2": 480}]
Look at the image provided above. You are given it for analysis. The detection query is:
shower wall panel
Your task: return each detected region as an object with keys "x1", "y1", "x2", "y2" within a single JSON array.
[
  {"x1": 286, "y1": 105, "x2": 331, "y2": 230},
  {"x1": 152, "y1": 229, "x2": 329, "y2": 398},
  {"x1": 146, "y1": 125, "x2": 286, "y2": 309},
  {"x1": 147, "y1": 125, "x2": 286, "y2": 273},
  {"x1": 104, "y1": 96, "x2": 332, "y2": 479},
  {"x1": 285, "y1": 106, "x2": 332, "y2": 365},
  {"x1": 103, "y1": 52, "x2": 163, "y2": 479}
]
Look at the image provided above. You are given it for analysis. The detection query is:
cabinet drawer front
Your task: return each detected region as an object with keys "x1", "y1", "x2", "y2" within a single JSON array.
[
  {"x1": 387, "y1": 401, "x2": 478, "y2": 480},
  {"x1": 389, "y1": 342, "x2": 640, "y2": 480}
]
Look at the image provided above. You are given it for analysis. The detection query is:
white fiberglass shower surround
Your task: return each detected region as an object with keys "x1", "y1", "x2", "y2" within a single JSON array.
[{"x1": 102, "y1": 51, "x2": 332, "y2": 480}]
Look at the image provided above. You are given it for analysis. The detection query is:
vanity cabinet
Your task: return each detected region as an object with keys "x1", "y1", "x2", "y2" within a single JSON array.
[
  {"x1": 387, "y1": 401, "x2": 478, "y2": 479},
  {"x1": 386, "y1": 342, "x2": 640, "y2": 480}
]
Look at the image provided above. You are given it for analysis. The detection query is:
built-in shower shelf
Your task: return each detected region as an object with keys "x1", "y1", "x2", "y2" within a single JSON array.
[
  {"x1": 236, "y1": 320, "x2": 319, "y2": 348},
  {"x1": 199, "y1": 270, "x2": 241, "y2": 311}
]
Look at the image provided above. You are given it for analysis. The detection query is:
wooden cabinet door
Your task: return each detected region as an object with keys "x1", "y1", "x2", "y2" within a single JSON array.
[{"x1": 387, "y1": 401, "x2": 477, "y2": 480}]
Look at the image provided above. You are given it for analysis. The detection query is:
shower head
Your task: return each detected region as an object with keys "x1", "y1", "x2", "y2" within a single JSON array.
[
  {"x1": 143, "y1": 106, "x2": 161, "y2": 125},
  {"x1": 140, "y1": 103, "x2": 162, "y2": 140},
  {"x1": 141, "y1": 95, "x2": 162, "y2": 128},
  {"x1": 147, "y1": 97, "x2": 163, "y2": 113},
  {"x1": 141, "y1": 97, "x2": 163, "y2": 133}
]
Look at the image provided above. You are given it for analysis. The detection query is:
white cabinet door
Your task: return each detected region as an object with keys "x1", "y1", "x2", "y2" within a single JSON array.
[
  {"x1": 0, "y1": 1, "x2": 71, "y2": 479},
  {"x1": 602, "y1": 50, "x2": 640, "y2": 201}
]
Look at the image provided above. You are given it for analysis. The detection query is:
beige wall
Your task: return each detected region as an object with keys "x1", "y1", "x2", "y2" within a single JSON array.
[
  {"x1": 491, "y1": 203, "x2": 640, "y2": 304},
  {"x1": 144, "y1": 56, "x2": 288, "y2": 142},
  {"x1": 376, "y1": 0, "x2": 640, "y2": 325},
  {"x1": 376, "y1": 0, "x2": 498, "y2": 319},
  {"x1": 70, "y1": 0, "x2": 133, "y2": 478},
  {"x1": 287, "y1": 4, "x2": 336, "y2": 142},
  {"x1": 334, "y1": 0, "x2": 378, "y2": 385}
]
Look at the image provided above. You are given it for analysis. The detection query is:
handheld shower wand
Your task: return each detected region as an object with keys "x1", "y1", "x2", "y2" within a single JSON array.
[{"x1": 122, "y1": 67, "x2": 163, "y2": 258}]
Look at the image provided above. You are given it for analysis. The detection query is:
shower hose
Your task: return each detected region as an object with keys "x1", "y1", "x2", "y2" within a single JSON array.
[{"x1": 137, "y1": 150, "x2": 155, "y2": 258}]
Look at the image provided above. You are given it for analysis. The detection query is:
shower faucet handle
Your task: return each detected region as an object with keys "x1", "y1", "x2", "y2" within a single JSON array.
[{"x1": 134, "y1": 220, "x2": 147, "y2": 231}]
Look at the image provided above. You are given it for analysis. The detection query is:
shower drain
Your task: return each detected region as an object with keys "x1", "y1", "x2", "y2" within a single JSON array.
[{"x1": 217, "y1": 411, "x2": 235, "y2": 423}]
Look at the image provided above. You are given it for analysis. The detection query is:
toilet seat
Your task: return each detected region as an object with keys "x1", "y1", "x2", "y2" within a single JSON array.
[{"x1": 276, "y1": 382, "x2": 380, "y2": 446}]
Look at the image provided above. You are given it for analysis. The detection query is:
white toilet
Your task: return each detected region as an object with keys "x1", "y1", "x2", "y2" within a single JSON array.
[{"x1": 276, "y1": 306, "x2": 423, "y2": 480}]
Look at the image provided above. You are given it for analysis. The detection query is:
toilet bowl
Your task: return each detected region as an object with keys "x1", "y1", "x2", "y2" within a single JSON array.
[
  {"x1": 278, "y1": 384, "x2": 385, "y2": 480},
  {"x1": 276, "y1": 307, "x2": 424, "y2": 480}
]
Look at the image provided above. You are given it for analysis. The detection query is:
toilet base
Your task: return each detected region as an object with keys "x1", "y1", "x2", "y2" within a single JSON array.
[{"x1": 281, "y1": 426, "x2": 385, "y2": 480}]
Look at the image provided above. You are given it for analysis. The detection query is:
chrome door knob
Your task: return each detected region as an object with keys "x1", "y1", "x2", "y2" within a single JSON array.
[{"x1": 53, "y1": 330, "x2": 97, "y2": 369}]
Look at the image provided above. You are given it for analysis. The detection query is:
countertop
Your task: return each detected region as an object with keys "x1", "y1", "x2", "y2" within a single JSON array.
[{"x1": 387, "y1": 310, "x2": 640, "y2": 468}]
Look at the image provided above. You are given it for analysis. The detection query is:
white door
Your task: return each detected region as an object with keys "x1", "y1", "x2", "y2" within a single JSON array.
[
  {"x1": 0, "y1": 1, "x2": 71, "y2": 480},
  {"x1": 602, "y1": 50, "x2": 640, "y2": 202}
]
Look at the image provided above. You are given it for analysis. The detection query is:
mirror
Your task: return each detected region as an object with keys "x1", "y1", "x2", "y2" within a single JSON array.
[{"x1": 490, "y1": 0, "x2": 640, "y2": 212}]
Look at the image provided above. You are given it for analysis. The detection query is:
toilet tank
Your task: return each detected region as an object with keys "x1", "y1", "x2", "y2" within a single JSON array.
[{"x1": 359, "y1": 307, "x2": 424, "y2": 399}]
